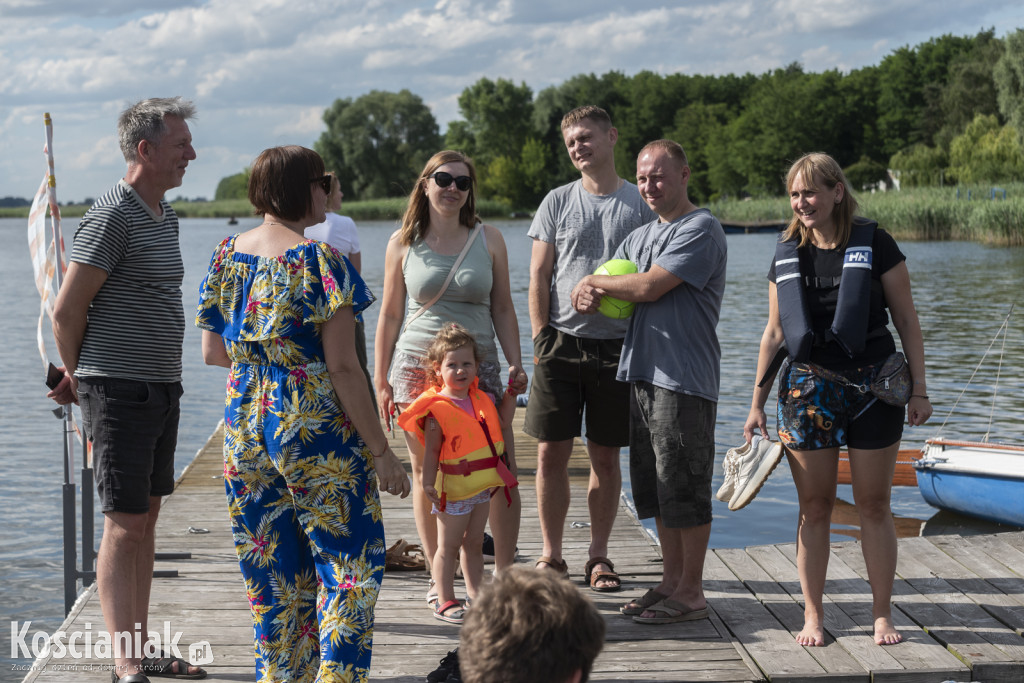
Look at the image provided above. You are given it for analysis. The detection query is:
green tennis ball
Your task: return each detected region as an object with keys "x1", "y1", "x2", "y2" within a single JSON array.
[{"x1": 592, "y1": 259, "x2": 637, "y2": 319}]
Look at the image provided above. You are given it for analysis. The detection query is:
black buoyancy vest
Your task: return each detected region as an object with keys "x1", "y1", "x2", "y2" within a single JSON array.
[{"x1": 776, "y1": 218, "x2": 877, "y2": 361}]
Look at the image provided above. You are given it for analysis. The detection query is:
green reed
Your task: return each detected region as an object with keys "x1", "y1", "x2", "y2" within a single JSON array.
[
  {"x1": 3, "y1": 198, "x2": 515, "y2": 222},
  {"x1": 709, "y1": 184, "x2": 1024, "y2": 246}
]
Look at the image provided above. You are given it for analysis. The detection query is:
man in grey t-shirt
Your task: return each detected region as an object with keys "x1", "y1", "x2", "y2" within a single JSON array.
[
  {"x1": 573, "y1": 139, "x2": 726, "y2": 624},
  {"x1": 49, "y1": 98, "x2": 204, "y2": 682},
  {"x1": 525, "y1": 105, "x2": 655, "y2": 590}
]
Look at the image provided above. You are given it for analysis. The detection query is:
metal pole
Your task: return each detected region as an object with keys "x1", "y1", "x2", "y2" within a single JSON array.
[
  {"x1": 81, "y1": 441, "x2": 96, "y2": 585},
  {"x1": 61, "y1": 405, "x2": 77, "y2": 614}
]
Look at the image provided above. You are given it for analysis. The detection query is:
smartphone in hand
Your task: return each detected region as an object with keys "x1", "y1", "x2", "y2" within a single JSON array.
[{"x1": 45, "y1": 362, "x2": 64, "y2": 390}]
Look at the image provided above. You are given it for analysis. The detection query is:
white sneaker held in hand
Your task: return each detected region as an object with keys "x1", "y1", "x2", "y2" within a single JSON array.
[
  {"x1": 728, "y1": 435, "x2": 784, "y2": 511},
  {"x1": 715, "y1": 444, "x2": 742, "y2": 502}
]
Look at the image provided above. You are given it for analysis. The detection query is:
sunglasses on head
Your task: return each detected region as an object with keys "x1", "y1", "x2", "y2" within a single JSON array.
[
  {"x1": 311, "y1": 175, "x2": 332, "y2": 194},
  {"x1": 429, "y1": 171, "x2": 472, "y2": 191}
]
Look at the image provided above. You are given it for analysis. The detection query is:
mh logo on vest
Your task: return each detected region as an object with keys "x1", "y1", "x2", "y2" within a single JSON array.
[{"x1": 844, "y1": 247, "x2": 872, "y2": 267}]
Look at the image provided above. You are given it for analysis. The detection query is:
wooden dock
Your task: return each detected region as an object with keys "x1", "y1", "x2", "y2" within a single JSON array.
[{"x1": 22, "y1": 413, "x2": 1024, "y2": 682}]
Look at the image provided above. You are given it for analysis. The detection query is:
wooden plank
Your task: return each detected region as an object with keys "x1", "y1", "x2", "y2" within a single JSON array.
[
  {"x1": 832, "y1": 541, "x2": 1024, "y2": 683},
  {"x1": 770, "y1": 542, "x2": 969, "y2": 682},
  {"x1": 745, "y1": 545, "x2": 904, "y2": 676},
  {"x1": 716, "y1": 548, "x2": 868, "y2": 680},
  {"x1": 702, "y1": 550, "x2": 825, "y2": 680},
  {"x1": 896, "y1": 535, "x2": 1024, "y2": 634},
  {"x1": 29, "y1": 415, "x2": 1024, "y2": 683}
]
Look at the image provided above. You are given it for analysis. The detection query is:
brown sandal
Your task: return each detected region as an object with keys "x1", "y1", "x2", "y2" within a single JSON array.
[
  {"x1": 535, "y1": 555, "x2": 569, "y2": 578},
  {"x1": 584, "y1": 556, "x2": 621, "y2": 592}
]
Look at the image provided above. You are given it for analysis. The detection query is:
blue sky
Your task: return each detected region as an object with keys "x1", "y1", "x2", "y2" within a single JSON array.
[{"x1": 1, "y1": 0, "x2": 1022, "y2": 202}]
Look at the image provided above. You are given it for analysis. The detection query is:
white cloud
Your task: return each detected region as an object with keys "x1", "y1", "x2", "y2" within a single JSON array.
[{"x1": 0, "y1": 0, "x2": 1021, "y2": 201}]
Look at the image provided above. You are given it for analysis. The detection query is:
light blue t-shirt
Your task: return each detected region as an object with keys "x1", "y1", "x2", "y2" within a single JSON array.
[{"x1": 615, "y1": 208, "x2": 727, "y2": 401}]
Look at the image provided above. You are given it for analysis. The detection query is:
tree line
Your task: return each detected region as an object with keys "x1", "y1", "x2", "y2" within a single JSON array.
[{"x1": 216, "y1": 28, "x2": 1024, "y2": 208}]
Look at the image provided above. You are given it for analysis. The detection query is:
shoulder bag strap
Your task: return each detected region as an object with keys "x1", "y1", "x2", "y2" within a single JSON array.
[{"x1": 402, "y1": 222, "x2": 484, "y2": 335}]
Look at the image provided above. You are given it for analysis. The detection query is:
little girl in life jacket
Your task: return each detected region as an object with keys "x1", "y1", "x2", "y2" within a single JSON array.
[{"x1": 397, "y1": 323, "x2": 520, "y2": 624}]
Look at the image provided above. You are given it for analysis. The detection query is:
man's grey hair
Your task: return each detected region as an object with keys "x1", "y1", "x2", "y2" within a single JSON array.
[{"x1": 118, "y1": 97, "x2": 197, "y2": 164}]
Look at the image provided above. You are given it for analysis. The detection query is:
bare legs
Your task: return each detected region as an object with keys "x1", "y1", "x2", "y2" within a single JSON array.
[
  {"x1": 535, "y1": 438, "x2": 620, "y2": 586},
  {"x1": 787, "y1": 448, "x2": 837, "y2": 646},
  {"x1": 401, "y1": 413, "x2": 437, "y2": 565},
  {"x1": 635, "y1": 519, "x2": 709, "y2": 618},
  {"x1": 99, "y1": 500, "x2": 159, "y2": 680},
  {"x1": 489, "y1": 420, "x2": 521, "y2": 572},
  {"x1": 405, "y1": 404, "x2": 522, "y2": 577},
  {"x1": 849, "y1": 444, "x2": 902, "y2": 645},
  {"x1": 536, "y1": 439, "x2": 572, "y2": 564},
  {"x1": 433, "y1": 503, "x2": 490, "y2": 607},
  {"x1": 787, "y1": 445, "x2": 902, "y2": 646}
]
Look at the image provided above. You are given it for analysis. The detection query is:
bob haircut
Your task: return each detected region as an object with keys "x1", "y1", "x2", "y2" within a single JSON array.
[
  {"x1": 782, "y1": 152, "x2": 859, "y2": 248},
  {"x1": 398, "y1": 150, "x2": 479, "y2": 246},
  {"x1": 560, "y1": 105, "x2": 612, "y2": 132},
  {"x1": 248, "y1": 146, "x2": 326, "y2": 222},
  {"x1": 424, "y1": 323, "x2": 481, "y2": 388}
]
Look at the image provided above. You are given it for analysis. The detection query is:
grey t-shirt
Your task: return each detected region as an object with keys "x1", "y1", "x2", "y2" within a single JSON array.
[
  {"x1": 528, "y1": 179, "x2": 657, "y2": 339},
  {"x1": 615, "y1": 209, "x2": 727, "y2": 401}
]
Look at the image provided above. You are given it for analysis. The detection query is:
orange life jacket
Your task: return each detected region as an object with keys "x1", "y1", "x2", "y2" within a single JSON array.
[{"x1": 398, "y1": 378, "x2": 517, "y2": 511}]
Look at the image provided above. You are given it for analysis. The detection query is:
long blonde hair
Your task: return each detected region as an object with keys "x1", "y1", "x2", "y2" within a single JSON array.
[
  {"x1": 398, "y1": 150, "x2": 479, "y2": 246},
  {"x1": 782, "y1": 152, "x2": 858, "y2": 248}
]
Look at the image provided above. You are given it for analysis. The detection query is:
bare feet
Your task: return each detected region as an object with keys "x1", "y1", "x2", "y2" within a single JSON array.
[
  {"x1": 874, "y1": 616, "x2": 902, "y2": 645},
  {"x1": 796, "y1": 615, "x2": 825, "y2": 646}
]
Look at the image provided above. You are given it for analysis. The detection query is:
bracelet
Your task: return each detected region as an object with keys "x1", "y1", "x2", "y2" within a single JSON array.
[
  {"x1": 911, "y1": 394, "x2": 929, "y2": 400},
  {"x1": 372, "y1": 446, "x2": 391, "y2": 458}
]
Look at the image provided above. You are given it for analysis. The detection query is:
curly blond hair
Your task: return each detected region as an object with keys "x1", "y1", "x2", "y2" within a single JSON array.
[{"x1": 424, "y1": 323, "x2": 481, "y2": 387}]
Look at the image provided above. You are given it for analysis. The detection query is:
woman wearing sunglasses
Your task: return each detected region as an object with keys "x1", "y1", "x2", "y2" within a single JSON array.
[{"x1": 376, "y1": 151, "x2": 527, "y2": 599}]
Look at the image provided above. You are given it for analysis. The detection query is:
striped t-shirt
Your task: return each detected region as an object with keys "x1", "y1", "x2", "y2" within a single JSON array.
[{"x1": 71, "y1": 180, "x2": 184, "y2": 382}]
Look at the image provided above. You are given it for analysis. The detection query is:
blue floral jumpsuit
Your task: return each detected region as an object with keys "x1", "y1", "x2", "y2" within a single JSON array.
[{"x1": 196, "y1": 235, "x2": 383, "y2": 682}]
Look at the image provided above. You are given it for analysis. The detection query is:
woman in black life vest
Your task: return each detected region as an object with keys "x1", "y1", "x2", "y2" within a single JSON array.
[{"x1": 743, "y1": 153, "x2": 932, "y2": 647}]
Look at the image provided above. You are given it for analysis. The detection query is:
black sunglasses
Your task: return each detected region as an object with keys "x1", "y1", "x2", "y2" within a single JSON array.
[
  {"x1": 311, "y1": 175, "x2": 332, "y2": 194},
  {"x1": 429, "y1": 171, "x2": 472, "y2": 191}
]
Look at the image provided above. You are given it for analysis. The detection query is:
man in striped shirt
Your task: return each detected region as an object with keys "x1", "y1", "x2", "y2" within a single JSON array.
[{"x1": 50, "y1": 97, "x2": 204, "y2": 682}]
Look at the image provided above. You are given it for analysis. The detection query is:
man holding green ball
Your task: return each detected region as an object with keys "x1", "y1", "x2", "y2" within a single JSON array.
[
  {"x1": 573, "y1": 139, "x2": 727, "y2": 624},
  {"x1": 526, "y1": 105, "x2": 656, "y2": 591}
]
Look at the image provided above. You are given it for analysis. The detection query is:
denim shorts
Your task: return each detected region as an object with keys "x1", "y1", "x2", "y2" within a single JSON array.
[
  {"x1": 777, "y1": 361, "x2": 904, "y2": 451},
  {"x1": 629, "y1": 381, "x2": 716, "y2": 528},
  {"x1": 522, "y1": 326, "x2": 630, "y2": 447},
  {"x1": 77, "y1": 377, "x2": 182, "y2": 513},
  {"x1": 390, "y1": 350, "x2": 502, "y2": 404}
]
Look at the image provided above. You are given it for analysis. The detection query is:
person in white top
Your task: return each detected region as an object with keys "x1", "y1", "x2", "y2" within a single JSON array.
[{"x1": 305, "y1": 174, "x2": 375, "y2": 408}]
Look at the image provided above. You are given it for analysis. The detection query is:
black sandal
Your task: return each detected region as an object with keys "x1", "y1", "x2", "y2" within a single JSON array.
[{"x1": 141, "y1": 650, "x2": 207, "y2": 679}]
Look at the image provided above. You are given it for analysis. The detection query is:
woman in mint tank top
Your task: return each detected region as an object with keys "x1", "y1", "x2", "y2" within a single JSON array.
[{"x1": 375, "y1": 151, "x2": 528, "y2": 598}]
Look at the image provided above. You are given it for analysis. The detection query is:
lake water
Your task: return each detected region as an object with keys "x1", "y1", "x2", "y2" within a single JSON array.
[{"x1": 2, "y1": 215, "x2": 1023, "y2": 678}]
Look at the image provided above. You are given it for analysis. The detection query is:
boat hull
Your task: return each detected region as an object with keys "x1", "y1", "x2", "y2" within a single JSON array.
[{"x1": 914, "y1": 438, "x2": 1024, "y2": 528}]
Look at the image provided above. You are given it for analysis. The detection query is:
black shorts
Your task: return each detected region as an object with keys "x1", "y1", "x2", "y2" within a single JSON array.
[
  {"x1": 629, "y1": 382, "x2": 716, "y2": 528},
  {"x1": 78, "y1": 377, "x2": 182, "y2": 513},
  {"x1": 523, "y1": 326, "x2": 630, "y2": 447}
]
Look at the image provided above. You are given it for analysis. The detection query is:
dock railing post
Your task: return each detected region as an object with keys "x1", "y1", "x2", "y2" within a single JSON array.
[{"x1": 60, "y1": 404, "x2": 77, "y2": 615}]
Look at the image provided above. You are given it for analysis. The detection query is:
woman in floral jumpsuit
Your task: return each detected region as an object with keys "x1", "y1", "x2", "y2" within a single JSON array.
[{"x1": 197, "y1": 146, "x2": 409, "y2": 682}]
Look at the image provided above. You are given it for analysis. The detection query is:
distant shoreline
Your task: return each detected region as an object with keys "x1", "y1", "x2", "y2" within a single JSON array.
[{"x1": 5, "y1": 184, "x2": 1023, "y2": 245}]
